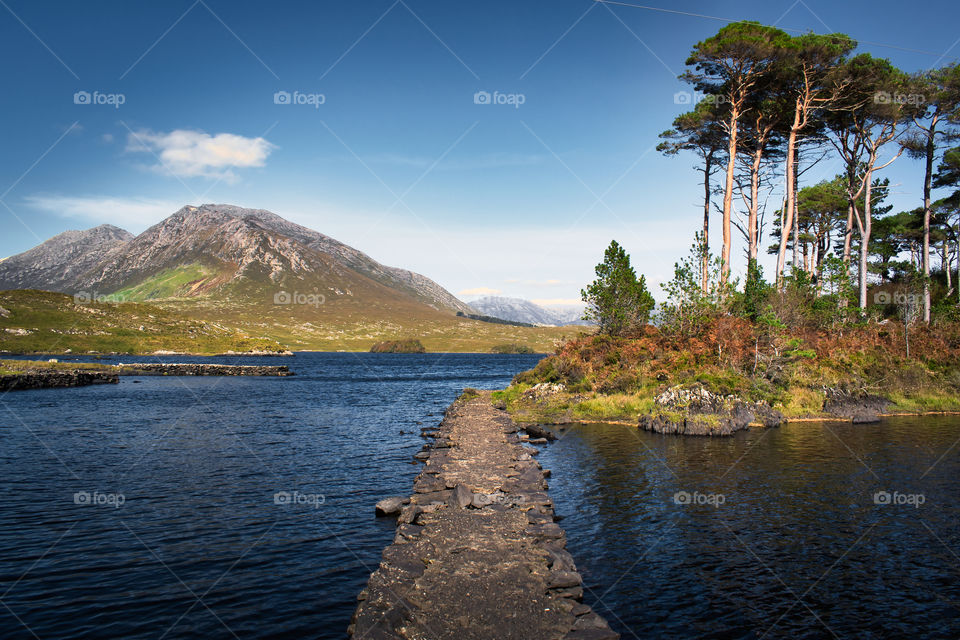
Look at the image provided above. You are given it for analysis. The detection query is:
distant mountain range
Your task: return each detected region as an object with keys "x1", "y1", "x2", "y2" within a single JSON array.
[
  {"x1": 468, "y1": 296, "x2": 588, "y2": 326},
  {"x1": 0, "y1": 205, "x2": 580, "y2": 351},
  {"x1": 0, "y1": 204, "x2": 471, "y2": 313}
]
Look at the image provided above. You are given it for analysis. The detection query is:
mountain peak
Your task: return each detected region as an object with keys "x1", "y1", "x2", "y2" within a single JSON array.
[
  {"x1": 0, "y1": 224, "x2": 133, "y2": 292},
  {"x1": 469, "y1": 295, "x2": 587, "y2": 326},
  {"x1": 0, "y1": 204, "x2": 472, "y2": 314}
]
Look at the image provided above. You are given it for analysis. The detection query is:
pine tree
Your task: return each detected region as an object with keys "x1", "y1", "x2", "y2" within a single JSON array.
[{"x1": 581, "y1": 241, "x2": 655, "y2": 336}]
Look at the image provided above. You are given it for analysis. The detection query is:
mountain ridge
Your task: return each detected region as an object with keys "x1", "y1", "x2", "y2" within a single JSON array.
[
  {"x1": 0, "y1": 204, "x2": 472, "y2": 314},
  {"x1": 468, "y1": 295, "x2": 588, "y2": 326},
  {"x1": 0, "y1": 224, "x2": 133, "y2": 293}
]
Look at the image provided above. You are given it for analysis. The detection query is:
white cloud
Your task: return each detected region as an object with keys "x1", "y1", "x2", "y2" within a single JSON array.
[
  {"x1": 126, "y1": 128, "x2": 275, "y2": 180},
  {"x1": 24, "y1": 194, "x2": 184, "y2": 231},
  {"x1": 459, "y1": 286, "x2": 500, "y2": 296}
]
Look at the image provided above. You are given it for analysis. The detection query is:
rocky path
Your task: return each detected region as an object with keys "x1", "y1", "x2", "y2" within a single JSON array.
[
  {"x1": 350, "y1": 391, "x2": 618, "y2": 640},
  {"x1": 0, "y1": 370, "x2": 118, "y2": 391},
  {"x1": 115, "y1": 363, "x2": 292, "y2": 376}
]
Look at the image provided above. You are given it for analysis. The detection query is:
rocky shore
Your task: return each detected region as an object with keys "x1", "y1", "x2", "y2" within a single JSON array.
[
  {"x1": 499, "y1": 381, "x2": 905, "y2": 437},
  {"x1": 350, "y1": 391, "x2": 618, "y2": 640},
  {"x1": 638, "y1": 385, "x2": 784, "y2": 436},
  {"x1": 0, "y1": 370, "x2": 118, "y2": 391},
  {"x1": 115, "y1": 363, "x2": 293, "y2": 376}
]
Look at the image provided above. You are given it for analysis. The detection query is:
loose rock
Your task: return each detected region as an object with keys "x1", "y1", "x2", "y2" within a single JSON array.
[{"x1": 375, "y1": 497, "x2": 405, "y2": 517}]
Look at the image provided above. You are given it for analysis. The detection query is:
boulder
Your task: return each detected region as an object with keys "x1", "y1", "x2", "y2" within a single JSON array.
[
  {"x1": 448, "y1": 484, "x2": 473, "y2": 509},
  {"x1": 471, "y1": 493, "x2": 493, "y2": 509},
  {"x1": 375, "y1": 497, "x2": 405, "y2": 517},
  {"x1": 823, "y1": 388, "x2": 889, "y2": 423}
]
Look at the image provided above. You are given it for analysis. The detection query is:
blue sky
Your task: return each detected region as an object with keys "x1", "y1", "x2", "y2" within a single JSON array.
[{"x1": 2, "y1": 0, "x2": 959, "y2": 305}]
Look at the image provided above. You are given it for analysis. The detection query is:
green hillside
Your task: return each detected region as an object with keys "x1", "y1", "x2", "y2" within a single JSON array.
[
  {"x1": 0, "y1": 289, "x2": 574, "y2": 354},
  {"x1": 0, "y1": 290, "x2": 287, "y2": 355}
]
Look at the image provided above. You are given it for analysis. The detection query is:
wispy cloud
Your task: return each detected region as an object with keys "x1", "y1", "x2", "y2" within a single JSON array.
[
  {"x1": 125, "y1": 128, "x2": 275, "y2": 181},
  {"x1": 23, "y1": 194, "x2": 183, "y2": 230},
  {"x1": 459, "y1": 286, "x2": 500, "y2": 296}
]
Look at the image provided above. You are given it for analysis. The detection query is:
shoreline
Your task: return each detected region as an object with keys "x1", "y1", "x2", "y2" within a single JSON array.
[
  {"x1": 526, "y1": 410, "x2": 960, "y2": 431},
  {"x1": 0, "y1": 360, "x2": 292, "y2": 390},
  {"x1": 0, "y1": 349, "x2": 549, "y2": 357}
]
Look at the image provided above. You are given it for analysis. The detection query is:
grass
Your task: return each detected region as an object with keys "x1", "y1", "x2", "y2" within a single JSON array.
[
  {"x1": 460, "y1": 387, "x2": 482, "y2": 401},
  {"x1": 777, "y1": 387, "x2": 826, "y2": 418},
  {"x1": 571, "y1": 394, "x2": 656, "y2": 422},
  {"x1": 111, "y1": 263, "x2": 215, "y2": 301},
  {"x1": 490, "y1": 343, "x2": 537, "y2": 354},
  {"x1": 150, "y1": 294, "x2": 574, "y2": 353},
  {"x1": 0, "y1": 290, "x2": 287, "y2": 355},
  {"x1": 0, "y1": 358, "x2": 117, "y2": 376},
  {"x1": 0, "y1": 289, "x2": 576, "y2": 354},
  {"x1": 886, "y1": 390, "x2": 960, "y2": 413}
]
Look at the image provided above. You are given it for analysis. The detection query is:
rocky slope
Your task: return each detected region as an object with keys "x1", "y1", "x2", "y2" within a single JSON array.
[
  {"x1": 469, "y1": 296, "x2": 562, "y2": 326},
  {"x1": 1, "y1": 204, "x2": 471, "y2": 313},
  {"x1": 0, "y1": 225, "x2": 133, "y2": 292},
  {"x1": 469, "y1": 296, "x2": 586, "y2": 326}
]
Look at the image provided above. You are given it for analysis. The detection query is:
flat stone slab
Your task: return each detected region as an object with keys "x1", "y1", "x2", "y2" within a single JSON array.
[{"x1": 350, "y1": 392, "x2": 618, "y2": 640}]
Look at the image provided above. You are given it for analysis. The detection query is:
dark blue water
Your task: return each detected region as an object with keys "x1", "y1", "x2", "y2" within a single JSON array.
[
  {"x1": 539, "y1": 419, "x2": 960, "y2": 640},
  {"x1": 2, "y1": 353, "x2": 959, "y2": 639},
  {"x1": 0, "y1": 352, "x2": 541, "y2": 640}
]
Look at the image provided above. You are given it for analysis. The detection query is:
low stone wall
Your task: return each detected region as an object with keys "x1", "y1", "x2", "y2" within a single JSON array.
[
  {"x1": 0, "y1": 370, "x2": 119, "y2": 391},
  {"x1": 350, "y1": 391, "x2": 618, "y2": 639},
  {"x1": 116, "y1": 363, "x2": 293, "y2": 376}
]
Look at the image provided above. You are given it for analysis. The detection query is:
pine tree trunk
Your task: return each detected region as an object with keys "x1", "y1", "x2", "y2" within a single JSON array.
[
  {"x1": 859, "y1": 169, "x2": 874, "y2": 309},
  {"x1": 843, "y1": 160, "x2": 856, "y2": 267},
  {"x1": 748, "y1": 147, "x2": 762, "y2": 261},
  {"x1": 944, "y1": 235, "x2": 952, "y2": 295},
  {"x1": 720, "y1": 107, "x2": 739, "y2": 287},
  {"x1": 792, "y1": 160, "x2": 800, "y2": 270},
  {"x1": 922, "y1": 121, "x2": 935, "y2": 323},
  {"x1": 776, "y1": 123, "x2": 799, "y2": 287},
  {"x1": 702, "y1": 152, "x2": 712, "y2": 292},
  {"x1": 844, "y1": 203, "x2": 854, "y2": 265}
]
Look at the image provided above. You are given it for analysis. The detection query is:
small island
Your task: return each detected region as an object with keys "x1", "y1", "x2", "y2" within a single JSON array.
[
  {"x1": 494, "y1": 241, "x2": 960, "y2": 436},
  {"x1": 369, "y1": 339, "x2": 427, "y2": 353},
  {"x1": 490, "y1": 343, "x2": 536, "y2": 354}
]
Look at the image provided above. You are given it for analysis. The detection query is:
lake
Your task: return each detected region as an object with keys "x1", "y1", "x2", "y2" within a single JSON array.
[{"x1": 1, "y1": 353, "x2": 958, "y2": 638}]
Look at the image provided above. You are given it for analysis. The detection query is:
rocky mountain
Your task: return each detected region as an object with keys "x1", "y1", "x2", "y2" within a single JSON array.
[
  {"x1": 0, "y1": 224, "x2": 133, "y2": 293},
  {"x1": 468, "y1": 296, "x2": 586, "y2": 326},
  {"x1": 0, "y1": 204, "x2": 471, "y2": 314},
  {"x1": 547, "y1": 304, "x2": 590, "y2": 326}
]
